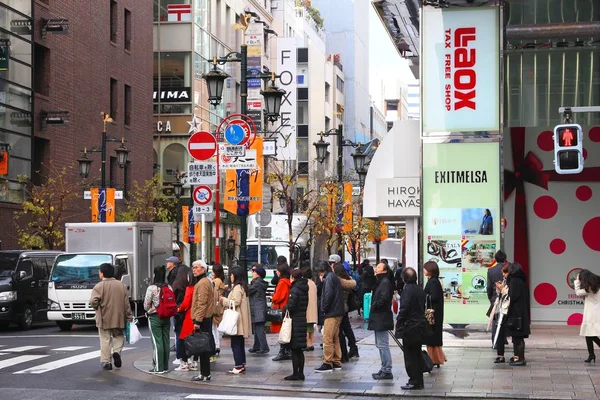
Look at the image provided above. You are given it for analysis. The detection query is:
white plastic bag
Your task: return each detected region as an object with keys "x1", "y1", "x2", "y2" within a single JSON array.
[
  {"x1": 217, "y1": 303, "x2": 239, "y2": 336},
  {"x1": 127, "y1": 319, "x2": 142, "y2": 344},
  {"x1": 278, "y1": 310, "x2": 292, "y2": 344}
]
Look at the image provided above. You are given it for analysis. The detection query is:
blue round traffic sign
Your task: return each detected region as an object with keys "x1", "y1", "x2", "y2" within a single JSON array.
[{"x1": 224, "y1": 124, "x2": 245, "y2": 145}]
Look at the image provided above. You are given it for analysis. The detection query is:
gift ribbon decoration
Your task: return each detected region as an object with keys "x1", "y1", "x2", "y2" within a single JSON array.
[{"x1": 504, "y1": 127, "x2": 600, "y2": 280}]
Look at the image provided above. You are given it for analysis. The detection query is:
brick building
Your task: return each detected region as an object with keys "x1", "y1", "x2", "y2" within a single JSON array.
[{"x1": 0, "y1": 0, "x2": 154, "y2": 249}]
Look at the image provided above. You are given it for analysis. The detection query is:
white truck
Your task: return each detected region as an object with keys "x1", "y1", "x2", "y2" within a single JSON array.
[{"x1": 47, "y1": 222, "x2": 172, "y2": 331}]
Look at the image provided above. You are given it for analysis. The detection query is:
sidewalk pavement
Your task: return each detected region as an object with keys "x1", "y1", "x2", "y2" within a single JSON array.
[{"x1": 134, "y1": 318, "x2": 600, "y2": 399}]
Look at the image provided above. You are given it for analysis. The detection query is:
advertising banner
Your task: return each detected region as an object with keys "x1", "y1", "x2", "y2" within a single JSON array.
[
  {"x1": 422, "y1": 7, "x2": 500, "y2": 133},
  {"x1": 182, "y1": 206, "x2": 201, "y2": 244},
  {"x1": 422, "y1": 142, "x2": 500, "y2": 324},
  {"x1": 223, "y1": 137, "x2": 263, "y2": 216},
  {"x1": 91, "y1": 188, "x2": 115, "y2": 223},
  {"x1": 276, "y1": 38, "x2": 297, "y2": 160}
]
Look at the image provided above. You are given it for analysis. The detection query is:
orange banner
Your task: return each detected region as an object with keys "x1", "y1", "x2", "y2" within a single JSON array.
[
  {"x1": 343, "y1": 183, "x2": 353, "y2": 233},
  {"x1": 248, "y1": 137, "x2": 263, "y2": 215},
  {"x1": 91, "y1": 188, "x2": 115, "y2": 223},
  {"x1": 181, "y1": 206, "x2": 201, "y2": 244},
  {"x1": 0, "y1": 151, "x2": 7, "y2": 175}
]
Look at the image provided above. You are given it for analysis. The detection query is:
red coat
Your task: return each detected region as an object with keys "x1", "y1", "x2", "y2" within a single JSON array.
[
  {"x1": 178, "y1": 286, "x2": 195, "y2": 340},
  {"x1": 270, "y1": 278, "x2": 291, "y2": 333}
]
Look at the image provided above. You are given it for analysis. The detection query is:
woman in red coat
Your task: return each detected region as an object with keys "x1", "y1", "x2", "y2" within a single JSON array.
[
  {"x1": 271, "y1": 264, "x2": 292, "y2": 361},
  {"x1": 174, "y1": 272, "x2": 198, "y2": 372}
]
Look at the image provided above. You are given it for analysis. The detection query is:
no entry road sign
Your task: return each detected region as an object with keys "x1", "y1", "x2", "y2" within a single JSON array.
[
  {"x1": 187, "y1": 131, "x2": 217, "y2": 160},
  {"x1": 193, "y1": 185, "x2": 213, "y2": 206}
]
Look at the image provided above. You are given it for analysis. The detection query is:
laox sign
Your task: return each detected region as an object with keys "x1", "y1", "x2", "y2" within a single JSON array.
[{"x1": 444, "y1": 27, "x2": 476, "y2": 111}]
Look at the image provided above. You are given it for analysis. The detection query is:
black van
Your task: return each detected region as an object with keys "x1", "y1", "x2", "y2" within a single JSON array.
[{"x1": 0, "y1": 250, "x2": 63, "y2": 330}]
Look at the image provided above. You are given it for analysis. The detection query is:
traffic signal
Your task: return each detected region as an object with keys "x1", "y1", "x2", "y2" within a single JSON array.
[{"x1": 553, "y1": 123, "x2": 583, "y2": 174}]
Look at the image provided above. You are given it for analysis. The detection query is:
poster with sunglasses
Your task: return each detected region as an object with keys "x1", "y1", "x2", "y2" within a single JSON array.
[{"x1": 425, "y1": 239, "x2": 462, "y2": 269}]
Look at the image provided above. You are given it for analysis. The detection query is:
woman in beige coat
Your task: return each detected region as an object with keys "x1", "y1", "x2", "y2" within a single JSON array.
[
  {"x1": 211, "y1": 263, "x2": 227, "y2": 357},
  {"x1": 219, "y1": 267, "x2": 251, "y2": 374},
  {"x1": 303, "y1": 266, "x2": 318, "y2": 351},
  {"x1": 574, "y1": 270, "x2": 600, "y2": 363}
]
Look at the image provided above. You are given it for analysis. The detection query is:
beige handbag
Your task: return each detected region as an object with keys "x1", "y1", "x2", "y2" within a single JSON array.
[{"x1": 278, "y1": 310, "x2": 292, "y2": 344}]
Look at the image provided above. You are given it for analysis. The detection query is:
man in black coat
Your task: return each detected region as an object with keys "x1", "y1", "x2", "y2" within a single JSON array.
[
  {"x1": 487, "y1": 250, "x2": 509, "y2": 346},
  {"x1": 314, "y1": 254, "x2": 345, "y2": 373},
  {"x1": 368, "y1": 262, "x2": 394, "y2": 380},
  {"x1": 396, "y1": 267, "x2": 426, "y2": 390}
]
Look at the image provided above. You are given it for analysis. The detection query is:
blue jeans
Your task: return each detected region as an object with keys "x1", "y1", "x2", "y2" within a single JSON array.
[{"x1": 374, "y1": 330, "x2": 392, "y2": 374}]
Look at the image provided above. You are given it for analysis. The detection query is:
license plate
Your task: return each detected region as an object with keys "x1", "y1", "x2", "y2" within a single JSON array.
[{"x1": 72, "y1": 313, "x2": 86, "y2": 320}]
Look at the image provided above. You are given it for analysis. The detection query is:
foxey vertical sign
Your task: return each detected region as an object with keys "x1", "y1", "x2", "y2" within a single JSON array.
[
  {"x1": 275, "y1": 38, "x2": 297, "y2": 160},
  {"x1": 422, "y1": 7, "x2": 500, "y2": 133}
]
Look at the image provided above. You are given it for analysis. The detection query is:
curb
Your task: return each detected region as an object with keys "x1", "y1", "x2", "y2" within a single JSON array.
[{"x1": 133, "y1": 356, "x2": 596, "y2": 400}]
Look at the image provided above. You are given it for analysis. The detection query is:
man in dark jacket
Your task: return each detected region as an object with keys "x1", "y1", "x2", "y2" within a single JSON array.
[
  {"x1": 487, "y1": 250, "x2": 509, "y2": 346},
  {"x1": 368, "y1": 262, "x2": 394, "y2": 380},
  {"x1": 397, "y1": 267, "x2": 426, "y2": 390},
  {"x1": 248, "y1": 266, "x2": 269, "y2": 354},
  {"x1": 166, "y1": 256, "x2": 188, "y2": 358},
  {"x1": 314, "y1": 254, "x2": 345, "y2": 372}
]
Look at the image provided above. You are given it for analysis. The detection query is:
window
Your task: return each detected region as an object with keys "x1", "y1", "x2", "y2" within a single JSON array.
[
  {"x1": 124, "y1": 84, "x2": 132, "y2": 126},
  {"x1": 17, "y1": 259, "x2": 33, "y2": 278},
  {"x1": 34, "y1": 44, "x2": 50, "y2": 96},
  {"x1": 297, "y1": 87, "x2": 308, "y2": 101},
  {"x1": 336, "y1": 76, "x2": 344, "y2": 93},
  {"x1": 297, "y1": 48, "x2": 308, "y2": 63},
  {"x1": 33, "y1": 258, "x2": 49, "y2": 280},
  {"x1": 386, "y1": 99, "x2": 398, "y2": 111},
  {"x1": 110, "y1": 0, "x2": 118, "y2": 43},
  {"x1": 154, "y1": 52, "x2": 191, "y2": 90},
  {"x1": 114, "y1": 258, "x2": 128, "y2": 280},
  {"x1": 297, "y1": 102, "x2": 308, "y2": 125},
  {"x1": 325, "y1": 82, "x2": 330, "y2": 103},
  {"x1": 110, "y1": 78, "x2": 118, "y2": 119},
  {"x1": 124, "y1": 8, "x2": 132, "y2": 50}
]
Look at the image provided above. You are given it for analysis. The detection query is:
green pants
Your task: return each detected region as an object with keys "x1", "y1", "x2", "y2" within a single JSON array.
[{"x1": 148, "y1": 314, "x2": 171, "y2": 372}]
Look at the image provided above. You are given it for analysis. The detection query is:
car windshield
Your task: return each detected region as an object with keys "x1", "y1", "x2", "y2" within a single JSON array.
[
  {"x1": 246, "y1": 245, "x2": 288, "y2": 267},
  {"x1": 51, "y1": 254, "x2": 112, "y2": 285},
  {"x1": 0, "y1": 253, "x2": 19, "y2": 277}
]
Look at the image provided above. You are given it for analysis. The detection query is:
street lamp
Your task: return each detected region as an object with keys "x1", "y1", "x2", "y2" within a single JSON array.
[
  {"x1": 261, "y1": 75, "x2": 286, "y2": 123},
  {"x1": 202, "y1": 59, "x2": 229, "y2": 107},
  {"x1": 77, "y1": 112, "x2": 130, "y2": 187},
  {"x1": 313, "y1": 137, "x2": 330, "y2": 164}
]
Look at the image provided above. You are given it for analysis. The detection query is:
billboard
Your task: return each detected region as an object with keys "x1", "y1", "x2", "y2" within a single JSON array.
[
  {"x1": 275, "y1": 38, "x2": 297, "y2": 160},
  {"x1": 422, "y1": 142, "x2": 501, "y2": 324},
  {"x1": 422, "y1": 7, "x2": 500, "y2": 133}
]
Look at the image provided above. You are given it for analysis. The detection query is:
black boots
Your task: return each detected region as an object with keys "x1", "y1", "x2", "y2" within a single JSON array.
[
  {"x1": 272, "y1": 348, "x2": 291, "y2": 362},
  {"x1": 585, "y1": 354, "x2": 596, "y2": 363}
]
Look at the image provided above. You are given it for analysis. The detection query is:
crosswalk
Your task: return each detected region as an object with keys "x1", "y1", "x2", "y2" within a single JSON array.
[{"x1": 0, "y1": 345, "x2": 134, "y2": 375}]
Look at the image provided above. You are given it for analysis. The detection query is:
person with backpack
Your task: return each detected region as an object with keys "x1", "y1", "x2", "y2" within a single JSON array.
[{"x1": 144, "y1": 265, "x2": 177, "y2": 373}]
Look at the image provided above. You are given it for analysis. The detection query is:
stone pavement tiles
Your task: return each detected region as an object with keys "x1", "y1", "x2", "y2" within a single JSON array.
[{"x1": 134, "y1": 330, "x2": 600, "y2": 399}]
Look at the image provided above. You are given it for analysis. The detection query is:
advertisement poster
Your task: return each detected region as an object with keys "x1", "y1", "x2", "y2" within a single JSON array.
[
  {"x1": 422, "y1": 142, "x2": 500, "y2": 324},
  {"x1": 421, "y1": 7, "x2": 500, "y2": 133}
]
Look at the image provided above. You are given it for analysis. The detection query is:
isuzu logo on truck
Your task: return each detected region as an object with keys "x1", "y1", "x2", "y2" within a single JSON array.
[{"x1": 444, "y1": 27, "x2": 477, "y2": 111}]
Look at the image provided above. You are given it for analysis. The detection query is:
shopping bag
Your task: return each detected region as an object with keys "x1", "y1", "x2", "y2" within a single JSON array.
[
  {"x1": 126, "y1": 319, "x2": 142, "y2": 344},
  {"x1": 217, "y1": 303, "x2": 239, "y2": 336},
  {"x1": 278, "y1": 310, "x2": 292, "y2": 344},
  {"x1": 363, "y1": 292, "x2": 372, "y2": 320},
  {"x1": 184, "y1": 331, "x2": 215, "y2": 356}
]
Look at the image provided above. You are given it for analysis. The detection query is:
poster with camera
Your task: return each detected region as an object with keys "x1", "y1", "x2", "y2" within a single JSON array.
[{"x1": 422, "y1": 142, "x2": 501, "y2": 324}]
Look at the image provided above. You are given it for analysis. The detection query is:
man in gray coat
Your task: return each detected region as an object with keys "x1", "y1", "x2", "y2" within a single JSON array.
[
  {"x1": 90, "y1": 263, "x2": 133, "y2": 370},
  {"x1": 314, "y1": 254, "x2": 345, "y2": 372}
]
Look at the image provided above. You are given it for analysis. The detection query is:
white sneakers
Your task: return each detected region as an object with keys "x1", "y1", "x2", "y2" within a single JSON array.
[
  {"x1": 174, "y1": 362, "x2": 190, "y2": 372},
  {"x1": 173, "y1": 358, "x2": 181, "y2": 365}
]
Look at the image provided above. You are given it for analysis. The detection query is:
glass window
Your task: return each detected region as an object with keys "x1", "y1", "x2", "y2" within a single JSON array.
[
  {"x1": 162, "y1": 143, "x2": 187, "y2": 182},
  {"x1": 154, "y1": 52, "x2": 191, "y2": 91},
  {"x1": 153, "y1": 104, "x2": 192, "y2": 114},
  {"x1": 195, "y1": 0, "x2": 208, "y2": 30},
  {"x1": 17, "y1": 259, "x2": 33, "y2": 278},
  {"x1": 297, "y1": 101, "x2": 308, "y2": 124},
  {"x1": 0, "y1": 80, "x2": 32, "y2": 112},
  {"x1": 0, "y1": 130, "x2": 31, "y2": 159},
  {"x1": 33, "y1": 258, "x2": 49, "y2": 280},
  {"x1": 297, "y1": 137, "x2": 308, "y2": 162},
  {"x1": 154, "y1": 0, "x2": 191, "y2": 22},
  {"x1": 124, "y1": 8, "x2": 132, "y2": 50},
  {"x1": 2, "y1": 1, "x2": 32, "y2": 17}
]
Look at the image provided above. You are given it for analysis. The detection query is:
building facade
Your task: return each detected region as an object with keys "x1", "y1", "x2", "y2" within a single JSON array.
[{"x1": 0, "y1": 0, "x2": 154, "y2": 249}]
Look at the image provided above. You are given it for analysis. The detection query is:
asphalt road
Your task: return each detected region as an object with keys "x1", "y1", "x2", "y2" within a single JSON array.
[{"x1": 0, "y1": 321, "x2": 361, "y2": 400}]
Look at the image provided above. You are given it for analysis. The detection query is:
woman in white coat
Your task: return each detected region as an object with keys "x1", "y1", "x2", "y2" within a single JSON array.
[{"x1": 574, "y1": 270, "x2": 600, "y2": 363}]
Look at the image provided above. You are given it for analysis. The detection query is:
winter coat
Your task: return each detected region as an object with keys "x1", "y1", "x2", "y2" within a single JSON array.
[
  {"x1": 212, "y1": 277, "x2": 227, "y2": 325},
  {"x1": 191, "y1": 274, "x2": 214, "y2": 324},
  {"x1": 222, "y1": 284, "x2": 252, "y2": 338},
  {"x1": 340, "y1": 277, "x2": 357, "y2": 313},
  {"x1": 168, "y1": 264, "x2": 189, "y2": 305},
  {"x1": 423, "y1": 277, "x2": 444, "y2": 347},
  {"x1": 575, "y1": 279, "x2": 600, "y2": 337},
  {"x1": 270, "y1": 277, "x2": 292, "y2": 333},
  {"x1": 396, "y1": 282, "x2": 426, "y2": 345},
  {"x1": 306, "y1": 278, "x2": 318, "y2": 324},
  {"x1": 178, "y1": 285, "x2": 195, "y2": 339},
  {"x1": 249, "y1": 277, "x2": 268, "y2": 324},
  {"x1": 285, "y1": 278, "x2": 309, "y2": 349},
  {"x1": 90, "y1": 278, "x2": 132, "y2": 330},
  {"x1": 486, "y1": 264, "x2": 503, "y2": 304},
  {"x1": 368, "y1": 273, "x2": 394, "y2": 332},
  {"x1": 320, "y1": 271, "x2": 345, "y2": 318},
  {"x1": 479, "y1": 214, "x2": 493, "y2": 235},
  {"x1": 505, "y1": 268, "x2": 531, "y2": 338},
  {"x1": 361, "y1": 266, "x2": 376, "y2": 294}
]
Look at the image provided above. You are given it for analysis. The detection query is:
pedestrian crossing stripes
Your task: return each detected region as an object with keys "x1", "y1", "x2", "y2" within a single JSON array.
[
  {"x1": 0, "y1": 346, "x2": 134, "y2": 374},
  {"x1": 185, "y1": 396, "x2": 334, "y2": 400}
]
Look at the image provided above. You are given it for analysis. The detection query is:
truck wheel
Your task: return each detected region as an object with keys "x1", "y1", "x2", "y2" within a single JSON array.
[
  {"x1": 57, "y1": 322, "x2": 73, "y2": 331},
  {"x1": 18, "y1": 305, "x2": 34, "y2": 330}
]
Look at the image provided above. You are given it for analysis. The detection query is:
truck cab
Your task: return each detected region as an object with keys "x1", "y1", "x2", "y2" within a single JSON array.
[
  {"x1": 47, "y1": 252, "x2": 132, "y2": 331},
  {"x1": 0, "y1": 250, "x2": 63, "y2": 330}
]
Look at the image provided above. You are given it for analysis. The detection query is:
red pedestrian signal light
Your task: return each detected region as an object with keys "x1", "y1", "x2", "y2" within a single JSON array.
[{"x1": 553, "y1": 123, "x2": 583, "y2": 174}]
